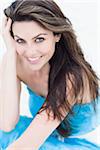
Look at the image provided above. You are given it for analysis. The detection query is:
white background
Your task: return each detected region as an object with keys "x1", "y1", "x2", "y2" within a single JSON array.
[
  {"x1": 0, "y1": 0, "x2": 100, "y2": 113},
  {"x1": 0, "y1": 0, "x2": 100, "y2": 76},
  {"x1": 0, "y1": 0, "x2": 100, "y2": 144}
]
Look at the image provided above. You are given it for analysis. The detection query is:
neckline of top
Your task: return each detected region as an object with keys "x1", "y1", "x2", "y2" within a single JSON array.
[{"x1": 27, "y1": 86, "x2": 100, "y2": 107}]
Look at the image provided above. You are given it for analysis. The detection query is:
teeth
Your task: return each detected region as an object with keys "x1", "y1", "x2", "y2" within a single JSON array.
[{"x1": 28, "y1": 57, "x2": 40, "y2": 61}]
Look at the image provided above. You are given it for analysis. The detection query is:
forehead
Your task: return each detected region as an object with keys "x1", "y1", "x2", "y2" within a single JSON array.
[{"x1": 12, "y1": 21, "x2": 52, "y2": 37}]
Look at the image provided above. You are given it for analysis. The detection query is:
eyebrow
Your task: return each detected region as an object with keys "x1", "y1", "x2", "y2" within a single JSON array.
[{"x1": 14, "y1": 33, "x2": 48, "y2": 40}]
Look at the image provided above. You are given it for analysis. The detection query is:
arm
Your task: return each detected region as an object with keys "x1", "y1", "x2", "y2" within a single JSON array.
[
  {"x1": 0, "y1": 16, "x2": 21, "y2": 132},
  {"x1": 7, "y1": 76, "x2": 75, "y2": 150},
  {"x1": 7, "y1": 108, "x2": 65, "y2": 150}
]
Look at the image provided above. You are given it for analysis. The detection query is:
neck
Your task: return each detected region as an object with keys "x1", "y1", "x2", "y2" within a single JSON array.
[
  {"x1": 29, "y1": 63, "x2": 50, "y2": 77},
  {"x1": 17, "y1": 61, "x2": 50, "y2": 83}
]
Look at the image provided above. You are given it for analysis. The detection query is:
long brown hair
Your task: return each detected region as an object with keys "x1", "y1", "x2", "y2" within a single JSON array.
[{"x1": 4, "y1": 0, "x2": 99, "y2": 137}]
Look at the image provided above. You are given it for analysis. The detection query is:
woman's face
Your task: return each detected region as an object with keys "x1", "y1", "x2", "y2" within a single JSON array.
[{"x1": 12, "y1": 21, "x2": 60, "y2": 71}]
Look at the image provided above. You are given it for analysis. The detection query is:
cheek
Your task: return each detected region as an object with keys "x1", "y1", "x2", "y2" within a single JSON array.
[
  {"x1": 16, "y1": 45, "x2": 25, "y2": 55},
  {"x1": 48, "y1": 43, "x2": 56, "y2": 56},
  {"x1": 42, "y1": 42, "x2": 55, "y2": 55}
]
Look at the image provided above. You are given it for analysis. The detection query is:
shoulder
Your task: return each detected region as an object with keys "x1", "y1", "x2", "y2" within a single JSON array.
[
  {"x1": 66, "y1": 72, "x2": 92, "y2": 105},
  {"x1": 65, "y1": 73, "x2": 76, "y2": 106}
]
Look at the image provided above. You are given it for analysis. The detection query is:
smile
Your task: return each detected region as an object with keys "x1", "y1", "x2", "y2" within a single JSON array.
[{"x1": 27, "y1": 56, "x2": 42, "y2": 64}]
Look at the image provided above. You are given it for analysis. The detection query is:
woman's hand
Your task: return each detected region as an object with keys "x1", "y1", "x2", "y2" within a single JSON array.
[
  {"x1": 2, "y1": 14, "x2": 16, "y2": 53},
  {"x1": 2, "y1": 15, "x2": 22, "y2": 80}
]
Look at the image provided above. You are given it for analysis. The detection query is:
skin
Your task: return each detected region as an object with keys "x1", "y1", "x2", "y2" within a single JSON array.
[
  {"x1": 1, "y1": 17, "x2": 63, "y2": 149},
  {"x1": 1, "y1": 16, "x2": 91, "y2": 150},
  {"x1": 0, "y1": 16, "x2": 21, "y2": 131},
  {"x1": 12, "y1": 21, "x2": 61, "y2": 97},
  {"x1": 13, "y1": 21, "x2": 60, "y2": 74}
]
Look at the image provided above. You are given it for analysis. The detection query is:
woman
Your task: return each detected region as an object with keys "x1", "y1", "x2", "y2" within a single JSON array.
[{"x1": 0, "y1": 0, "x2": 100, "y2": 149}]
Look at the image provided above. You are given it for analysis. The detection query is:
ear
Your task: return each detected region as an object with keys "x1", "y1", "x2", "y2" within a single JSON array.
[{"x1": 55, "y1": 34, "x2": 61, "y2": 42}]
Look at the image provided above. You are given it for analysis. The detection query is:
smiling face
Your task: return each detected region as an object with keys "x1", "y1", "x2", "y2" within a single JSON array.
[{"x1": 12, "y1": 21, "x2": 60, "y2": 72}]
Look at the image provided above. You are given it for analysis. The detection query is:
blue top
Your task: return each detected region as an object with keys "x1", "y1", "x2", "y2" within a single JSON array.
[
  {"x1": 28, "y1": 87, "x2": 100, "y2": 136},
  {"x1": 0, "y1": 87, "x2": 100, "y2": 150},
  {"x1": 28, "y1": 87, "x2": 100, "y2": 150}
]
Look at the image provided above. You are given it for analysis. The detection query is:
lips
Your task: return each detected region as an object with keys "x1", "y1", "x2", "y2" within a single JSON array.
[{"x1": 27, "y1": 56, "x2": 42, "y2": 64}]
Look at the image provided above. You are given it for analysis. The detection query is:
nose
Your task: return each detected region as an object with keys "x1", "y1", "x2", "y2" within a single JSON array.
[{"x1": 25, "y1": 43, "x2": 38, "y2": 56}]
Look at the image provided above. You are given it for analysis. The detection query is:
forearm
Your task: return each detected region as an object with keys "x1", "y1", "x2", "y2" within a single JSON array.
[
  {"x1": 7, "y1": 109, "x2": 61, "y2": 150},
  {"x1": 0, "y1": 50, "x2": 20, "y2": 131}
]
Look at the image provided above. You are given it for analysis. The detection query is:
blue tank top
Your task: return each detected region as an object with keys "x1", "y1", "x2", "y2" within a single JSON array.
[{"x1": 27, "y1": 87, "x2": 100, "y2": 136}]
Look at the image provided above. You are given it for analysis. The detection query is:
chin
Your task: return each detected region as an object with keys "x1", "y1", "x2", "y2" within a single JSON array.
[{"x1": 29, "y1": 64, "x2": 43, "y2": 71}]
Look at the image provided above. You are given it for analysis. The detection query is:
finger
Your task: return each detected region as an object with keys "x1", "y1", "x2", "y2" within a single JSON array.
[{"x1": 6, "y1": 17, "x2": 12, "y2": 32}]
